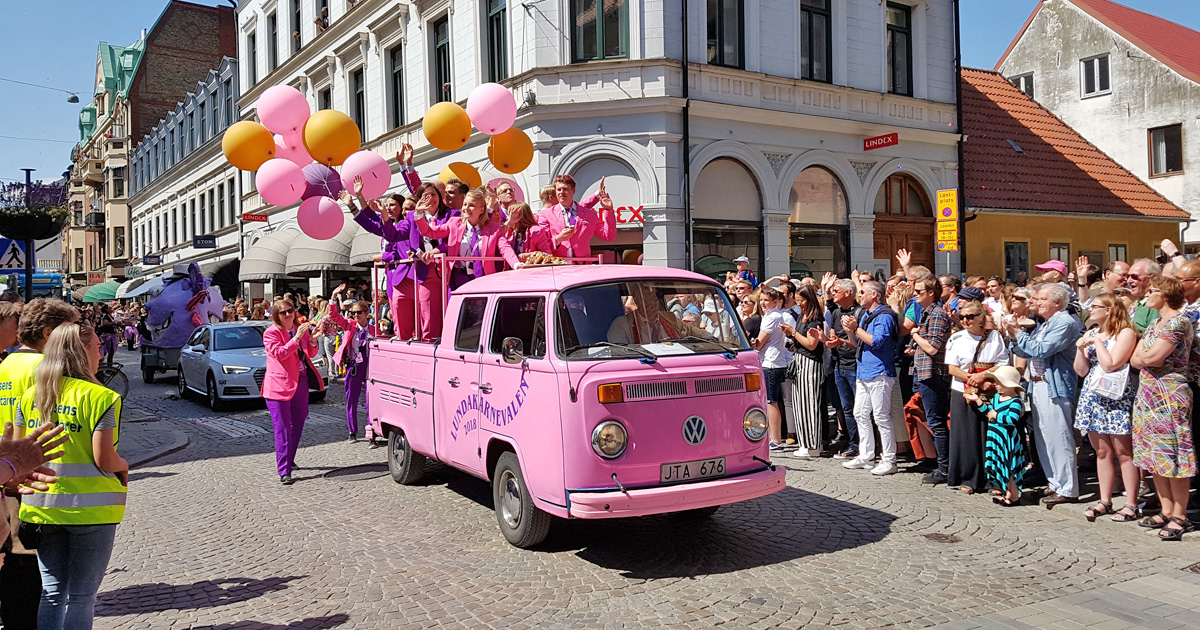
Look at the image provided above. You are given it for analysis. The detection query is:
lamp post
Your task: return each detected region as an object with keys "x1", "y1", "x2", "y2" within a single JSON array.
[{"x1": 20, "y1": 168, "x2": 35, "y2": 302}]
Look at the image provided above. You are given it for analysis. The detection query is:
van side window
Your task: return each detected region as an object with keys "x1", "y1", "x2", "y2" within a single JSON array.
[
  {"x1": 489, "y1": 296, "x2": 546, "y2": 358},
  {"x1": 454, "y1": 298, "x2": 489, "y2": 352}
]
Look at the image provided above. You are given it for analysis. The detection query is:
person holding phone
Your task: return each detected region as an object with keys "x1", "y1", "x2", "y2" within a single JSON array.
[
  {"x1": 536, "y1": 175, "x2": 616, "y2": 261},
  {"x1": 261, "y1": 298, "x2": 324, "y2": 485},
  {"x1": 15, "y1": 323, "x2": 127, "y2": 630}
]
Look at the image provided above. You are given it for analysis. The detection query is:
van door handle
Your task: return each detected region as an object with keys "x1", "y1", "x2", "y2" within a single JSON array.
[
  {"x1": 448, "y1": 377, "x2": 460, "y2": 388},
  {"x1": 479, "y1": 383, "x2": 493, "y2": 394}
]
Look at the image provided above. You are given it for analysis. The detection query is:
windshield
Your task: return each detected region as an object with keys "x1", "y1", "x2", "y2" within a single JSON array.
[
  {"x1": 556, "y1": 279, "x2": 750, "y2": 360},
  {"x1": 213, "y1": 326, "x2": 266, "y2": 351}
]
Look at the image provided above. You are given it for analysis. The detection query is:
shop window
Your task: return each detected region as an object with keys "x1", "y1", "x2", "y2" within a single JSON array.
[
  {"x1": 572, "y1": 0, "x2": 627, "y2": 62},
  {"x1": 1004, "y1": 242, "x2": 1028, "y2": 283},
  {"x1": 789, "y1": 166, "x2": 848, "y2": 277},
  {"x1": 800, "y1": 0, "x2": 831, "y2": 82},
  {"x1": 486, "y1": 0, "x2": 508, "y2": 82},
  {"x1": 693, "y1": 159, "x2": 763, "y2": 277},
  {"x1": 873, "y1": 173, "x2": 930, "y2": 217},
  {"x1": 707, "y1": 0, "x2": 743, "y2": 69},
  {"x1": 1149, "y1": 124, "x2": 1183, "y2": 176},
  {"x1": 432, "y1": 16, "x2": 452, "y2": 104},
  {"x1": 886, "y1": 3, "x2": 912, "y2": 96},
  {"x1": 1081, "y1": 54, "x2": 1110, "y2": 97},
  {"x1": 1108, "y1": 244, "x2": 1127, "y2": 265},
  {"x1": 1049, "y1": 242, "x2": 1069, "y2": 265}
]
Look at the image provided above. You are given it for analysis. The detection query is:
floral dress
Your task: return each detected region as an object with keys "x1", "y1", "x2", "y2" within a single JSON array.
[
  {"x1": 1074, "y1": 337, "x2": 1137, "y2": 435},
  {"x1": 979, "y1": 395, "x2": 1026, "y2": 490},
  {"x1": 1132, "y1": 313, "x2": 1195, "y2": 478}
]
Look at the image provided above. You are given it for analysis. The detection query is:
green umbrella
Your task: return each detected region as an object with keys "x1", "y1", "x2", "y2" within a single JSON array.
[{"x1": 83, "y1": 281, "x2": 120, "y2": 303}]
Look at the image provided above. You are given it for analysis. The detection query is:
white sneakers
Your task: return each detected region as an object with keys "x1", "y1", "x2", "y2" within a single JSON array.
[
  {"x1": 792, "y1": 447, "x2": 811, "y2": 458},
  {"x1": 870, "y1": 461, "x2": 898, "y2": 476},
  {"x1": 842, "y1": 457, "x2": 873, "y2": 469}
]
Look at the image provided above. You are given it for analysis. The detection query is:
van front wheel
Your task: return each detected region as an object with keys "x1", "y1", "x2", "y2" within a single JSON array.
[
  {"x1": 492, "y1": 452, "x2": 550, "y2": 548},
  {"x1": 387, "y1": 428, "x2": 426, "y2": 485}
]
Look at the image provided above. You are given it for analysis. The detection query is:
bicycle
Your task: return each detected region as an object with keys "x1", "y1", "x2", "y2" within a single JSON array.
[{"x1": 96, "y1": 362, "x2": 130, "y2": 399}]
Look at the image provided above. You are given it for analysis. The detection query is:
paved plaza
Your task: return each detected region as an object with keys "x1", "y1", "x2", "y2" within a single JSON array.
[{"x1": 101, "y1": 349, "x2": 1200, "y2": 630}]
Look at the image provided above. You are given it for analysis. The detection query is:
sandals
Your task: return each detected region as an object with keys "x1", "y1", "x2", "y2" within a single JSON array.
[
  {"x1": 1139, "y1": 514, "x2": 1169, "y2": 529},
  {"x1": 1111, "y1": 505, "x2": 1139, "y2": 523},
  {"x1": 1084, "y1": 501, "x2": 1113, "y2": 522},
  {"x1": 992, "y1": 496, "x2": 1021, "y2": 507},
  {"x1": 1158, "y1": 517, "x2": 1194, "y2": 541}
]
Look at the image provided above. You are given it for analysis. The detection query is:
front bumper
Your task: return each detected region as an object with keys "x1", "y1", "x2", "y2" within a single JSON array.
[{"x1": 566, "y1": 466, "x2": 785, "y2": 519}]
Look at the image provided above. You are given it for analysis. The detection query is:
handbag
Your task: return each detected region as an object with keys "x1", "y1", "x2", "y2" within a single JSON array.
[{"x1": 1090, "y1": 365, "x2": 1130, "y2": 400}]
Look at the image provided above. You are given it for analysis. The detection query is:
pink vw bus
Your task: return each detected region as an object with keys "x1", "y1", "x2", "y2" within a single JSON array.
[{"x1": 368, "y1": 265, "x2": 784, "y2": 547}]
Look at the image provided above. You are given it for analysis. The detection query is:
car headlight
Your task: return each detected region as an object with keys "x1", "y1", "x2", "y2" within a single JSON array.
[
  {"x1": 743, "y1": 408, "x2": 768, "y2": 442},
  {"x1": 222, "y1": 365, "x2": 252, "y2": 374},
  {"x1": 591, "y1": 420, "x2": 628, "y2": 459}
]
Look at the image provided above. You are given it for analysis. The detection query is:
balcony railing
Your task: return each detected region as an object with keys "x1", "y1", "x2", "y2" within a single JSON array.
[{"x1": 84, "y1": 212, "x2": 105, "y2": 230}]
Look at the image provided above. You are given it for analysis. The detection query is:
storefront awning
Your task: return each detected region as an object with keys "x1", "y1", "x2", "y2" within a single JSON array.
[
  {"x1": 285, "y1": 221, "x2": 358, "y2": 278},
  {"x1": 83, "y1": 281, "x2": 120, "y2": 303},
  {"x1": 122, "y1": 273, "x2": 164, "y2": 299},
  {"x1": 349, "y1": 226, "x2": 382, "y2": 267},
  {"x1": 240, "y1": 229, "x2": 300, "y2": 282},
  {"x1": 115, "y1": 277, "x2": 146, "y2": 299},
  {"x1": 70, "y1": 287, "x2": 89, "y2": 303},
  {"x1": 200, "y1": 258, "x2": 240, "y2": 300}
]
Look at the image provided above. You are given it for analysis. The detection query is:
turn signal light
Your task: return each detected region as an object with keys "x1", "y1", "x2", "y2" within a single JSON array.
[
  {"x1": 745, "y1": 373, "x2": 762, "y2": 392},
  {"x1": 598, "y1": 383, "x2": 624, "y2": 403}
]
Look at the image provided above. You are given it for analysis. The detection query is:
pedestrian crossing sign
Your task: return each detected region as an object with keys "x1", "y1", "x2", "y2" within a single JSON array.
[{"x1": 0, "y1": 239, "x2": 29, "y2": 271}]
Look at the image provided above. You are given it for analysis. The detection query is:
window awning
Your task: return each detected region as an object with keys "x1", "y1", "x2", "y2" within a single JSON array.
[
  {"x1": 285, "y1": 221, "x2": 359, "y2": 278},
  {"x1": 240, "y1": 229, "x2": 300, "y2": 282},
  {"x1": 349, "y1": 225, "x2": 383, "y2": 267},
  {"x1": 114, "y1": 277, "x2": 146, "y2": 299}
]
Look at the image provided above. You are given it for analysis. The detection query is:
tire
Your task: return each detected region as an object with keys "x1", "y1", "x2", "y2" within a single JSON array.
[
  {"x1": 309, "y1": 390, "x2": 327, "y2": 403},
  {"x1": 206, "y1": 373, "x2": 226, "y2": 411},
  {"x1": 102, "y1": 368, "x2": 129, "y2": 399},
  {"x1": 673, "y1": 505, "x2": 721, "y2": 520},
  {"x1": 142, "y1": 368, "x2": 155, "y2": 384},
  {"x1": 492, "y1": 452, "x2": 551, "y2": 548},
  {"x1": 387, "y1": 427, "x2": 426, "y2": 485},
  {"x1": 177, "y1": 369, "x2": 190, "y2": 399}
]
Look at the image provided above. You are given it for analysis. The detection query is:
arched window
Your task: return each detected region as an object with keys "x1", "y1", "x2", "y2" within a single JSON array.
[
  {"x1": 873, "y1": 173, "x2": 931, "y2": 217},
  {"x1": 789, "y1": 166, "x2": 848, "y2": 277},
  {"x1": 692, "y1": 158, "x2": 762, "y2": 279},
  {"x1": 789, "y1": 166, "x2": 847, "y2": 224}
]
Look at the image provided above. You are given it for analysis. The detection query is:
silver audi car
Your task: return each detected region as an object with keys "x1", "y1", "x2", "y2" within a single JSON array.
[{"x1": 177, "y1": 322, "x2": 328, "y2": 410}]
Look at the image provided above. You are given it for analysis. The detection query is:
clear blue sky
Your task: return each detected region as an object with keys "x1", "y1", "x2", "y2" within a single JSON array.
[{"x1": 1, "y1": 0, "x2": 1198, "y2": 184}]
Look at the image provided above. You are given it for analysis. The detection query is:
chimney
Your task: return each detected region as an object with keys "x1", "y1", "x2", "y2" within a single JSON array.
[{"x1": 141, "y1": 28, "x2": 147, "y2": 41}]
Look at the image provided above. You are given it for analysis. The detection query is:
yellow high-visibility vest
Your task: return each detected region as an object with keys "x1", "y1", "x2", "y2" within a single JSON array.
[{"x1": 0, "y1": 351, "x2": 42, "y2": 431}]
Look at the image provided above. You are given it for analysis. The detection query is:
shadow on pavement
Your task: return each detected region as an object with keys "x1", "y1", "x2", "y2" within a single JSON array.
[
  {"x1": 188, "y1": 614, "x2": 350, "y2": 630},
  {"x1": 127, "y1": 471, "x2": 178, "y2": 482},
  {"x1": 95, "y1": 576, "x2": 306, "y2": 615}
]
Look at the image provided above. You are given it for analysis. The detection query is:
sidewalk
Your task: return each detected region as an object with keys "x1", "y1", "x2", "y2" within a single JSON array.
[{"x1": 121, "y1": 412, "x2": 189, "y2": 468}]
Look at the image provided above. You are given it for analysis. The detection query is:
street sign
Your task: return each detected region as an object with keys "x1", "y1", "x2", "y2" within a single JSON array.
[
  {"x1": 937, "y1": 241, "x2": 959, "y2": 252},
  {"x1": 863, "y1": 133, "x2": 899, "y2": 151},
  {"x1": 242, "y1": 213, "x2": 269, "y2": 223},
  {"x1": 936, "y1": 223, "x2": 958, "y2": 241},
  {"x1": 193, "y1": 235, "x2": 217, "y2": 249},
  {"x1": 0, "y1": 239, "x2": 30, "y2": 271},
  {"x1": 87, "y1": 271, "x2": 105, "y2": 285},
  {"x1": 936, "y1": 189, "x2": 959, "y2": 221},
  {"x1": 143, "y1": 255, "x2": 162, "y2": 266}
]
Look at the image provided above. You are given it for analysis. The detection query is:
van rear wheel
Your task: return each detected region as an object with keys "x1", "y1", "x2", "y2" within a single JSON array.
[
  {"x1": 492, "y1": 452, "x2": 551, "y2": 548},
  {"x1": 387, "y1": 428, "x2": 426, "y2": 485}
]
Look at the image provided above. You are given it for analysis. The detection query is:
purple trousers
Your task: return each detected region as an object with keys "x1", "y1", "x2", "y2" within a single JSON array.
[
  {"x1": 345, "y1": 363, "x2": 368, "y2": 435},
  {"x1": 267, "y1": 386, "x2": 308, "y2": 477}
]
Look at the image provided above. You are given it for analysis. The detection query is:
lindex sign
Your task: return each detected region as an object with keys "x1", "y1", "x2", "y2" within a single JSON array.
[{"x1": 242, "y1": 212, "x2": 269, "y2": 223}]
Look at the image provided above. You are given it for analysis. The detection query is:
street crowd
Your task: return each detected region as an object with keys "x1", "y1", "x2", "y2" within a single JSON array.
[{"x1": 732, "y1": 245, "x2": 1199, "y2": 541}]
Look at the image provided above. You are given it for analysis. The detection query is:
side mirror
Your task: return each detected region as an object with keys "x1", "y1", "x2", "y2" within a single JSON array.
[{"x1": 501, "y1": 337, "x2": 524, "y2": 364}]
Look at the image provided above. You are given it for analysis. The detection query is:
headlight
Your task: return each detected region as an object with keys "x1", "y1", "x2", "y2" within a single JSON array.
[
  {"x1": 222, "y1": 365, "x2": 252, "y2": 374},
  {"x1": 591, "y1": 420, "x2": 628, "y2": 459},
  {"x1": 743, "y1": 408, "x2": 768, "y2": 442}
]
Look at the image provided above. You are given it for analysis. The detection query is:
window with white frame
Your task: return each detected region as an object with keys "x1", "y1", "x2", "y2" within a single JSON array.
[
  {"x1": 800, "y1": 0, "x2": 832, "y2": 82},
  {"x1": 1009, "y1": 73, "x2": 1033, "y2": 98},
  {"x1": 571, "y1": 0, "x2": 627, "y2": 62},
  {"x1": 486, "y1": 0, "x2": 508, "y2": 82},
  {"x1": 886, "y1": 3, "x2": 912, "y2": 96},
  {"x1": 388, "y1": 45, "x2": 404, "y2": 129},
  {"x1": 1149, "y1": 124, "x2": 1183, "y2": 176},
  {"x1": 247, "y1": 32, "x2": 258, "y2": 86},
  {"x1": 351, "y1": 67, "x2": 366, "y2": 142},
  {"x1": 432, "y1": 16, "x2": 452, "y2": 104},
  {"x1": 1080, "y1": 54, "x2": 1110, "y2": 97},
  {"x1": 267, "y1": 13, "x2": 279, "y2": 71},
  {"x1": 707, "y1": 0, "x2": 744, "y2": 69}
]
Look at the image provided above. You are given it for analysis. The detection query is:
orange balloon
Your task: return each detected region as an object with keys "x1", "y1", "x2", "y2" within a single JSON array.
[
  {"x1": 487, "y1": 128, "x2": 533, "y2": 174},
  {"x1": 302, "y1": 109, "x2": 361, "y2": 166},
  {"x1": 423, "y1": 102, "x2": 472, "y2": 151},
  {"x1": 221, "y1": 121, "x2": 275, "y2": 171},
  {"x1": 439, "y1": 162, "x2": 482, "y2": 190}
]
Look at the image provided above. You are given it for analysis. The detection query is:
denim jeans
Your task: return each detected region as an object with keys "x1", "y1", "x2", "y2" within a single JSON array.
[
  {"x1": 36, "y1": 523, "x2": 118, "y2": 630},
  {"x1": 917, "y1": 376, "x2": 951, "y2": 473},
  {"x1": 833, "y1": 367, "x2": 858, "y2": 450}
]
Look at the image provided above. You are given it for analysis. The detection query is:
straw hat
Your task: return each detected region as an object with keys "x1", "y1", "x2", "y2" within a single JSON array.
[{"x1": 985, "y1": 366, "x2": 1024, "y2": 393}]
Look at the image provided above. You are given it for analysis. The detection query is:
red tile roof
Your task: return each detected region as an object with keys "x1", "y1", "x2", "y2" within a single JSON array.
[
  {"x1": 995, "y1": 0, "x2": 1200, "y2": 84},
  {"x1": 961, "y1": 67, "x2": 1188, "y2": 219}
]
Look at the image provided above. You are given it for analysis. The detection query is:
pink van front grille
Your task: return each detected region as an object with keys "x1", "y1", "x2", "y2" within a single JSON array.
[
  {"x1": 624, "y1": 380, "x2": 687, "y2": 400},
  {"x1": 694, "y1": 376, "x2": 744, "y2": 395}
]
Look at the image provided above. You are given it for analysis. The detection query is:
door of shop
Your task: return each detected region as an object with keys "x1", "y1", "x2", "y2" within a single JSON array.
[{"x1": 873, "y1": 218, "x2": 933, "y2": 275}]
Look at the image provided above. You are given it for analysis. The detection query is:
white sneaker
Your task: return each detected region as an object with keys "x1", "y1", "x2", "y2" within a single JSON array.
[
  {"x1": 842, "y1": 457, "x2": 873, "y2": 470},
  {"x1": 792, "y1": 447, "x2": 811, "y2": 458},
  {"x1": 870, "y1": 461, "x2": 898, "y2": 476}
]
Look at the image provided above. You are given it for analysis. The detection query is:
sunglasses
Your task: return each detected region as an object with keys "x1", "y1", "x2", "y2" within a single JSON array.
[
  {"x1": 1126, "y1": 274, "x2": 1148, "y2": 281},
  {"x1": 278, "y1": 309, "x2": 295, "y2": 316},
  {"x1": 961, "y1": 313, "x2": 981, "y2": 321},
  {"x1": 352, "y1": 310, "x2": 369, "y2": 315}
]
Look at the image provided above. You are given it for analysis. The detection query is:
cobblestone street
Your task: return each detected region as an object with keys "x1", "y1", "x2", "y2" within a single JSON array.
[{"x1": 102, "y1": 348, "x2": 1200, "y2": 630}]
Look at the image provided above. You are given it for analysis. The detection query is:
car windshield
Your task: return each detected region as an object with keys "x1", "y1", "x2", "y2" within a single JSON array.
[
  {"x1": 212, "y1": 326, "x2": 266, "y2": 351},
  {"x1": 556, "y1": 279, "x2": 750, "y2": 360}
]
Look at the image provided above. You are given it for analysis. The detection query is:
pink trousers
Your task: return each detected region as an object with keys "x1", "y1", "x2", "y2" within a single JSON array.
[{"x1": 390, "y1": 272, "x2": 444, "y2": 341}]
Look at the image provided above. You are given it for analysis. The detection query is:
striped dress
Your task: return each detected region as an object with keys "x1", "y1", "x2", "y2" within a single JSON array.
[
  {"x1": 788, "y1": 315, "x2": 826, "y2": 451},
  {"x1": 978, "y1": 395, "x2": 1026, "y2": 490}
]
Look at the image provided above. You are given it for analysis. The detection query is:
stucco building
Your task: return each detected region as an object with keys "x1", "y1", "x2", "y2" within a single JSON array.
[{"x1": 995, "y1": 0, "x2": 1199, "y2": 251}]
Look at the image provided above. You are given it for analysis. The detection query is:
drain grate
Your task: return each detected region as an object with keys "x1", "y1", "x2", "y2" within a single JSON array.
[
  {"x1": 923, "y1": 533, "x2": 961, "y2": 544},
  {"x1": 1183, "y1": 562, "x2": 1200, "y2": 574},
  {"x1": 323, "y1": 464, "x2": 389, "y2": 481}
]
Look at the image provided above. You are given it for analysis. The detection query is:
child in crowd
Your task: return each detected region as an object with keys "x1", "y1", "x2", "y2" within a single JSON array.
[{"x1": 966, "y1": 366, "x2": 1027, "y2": 507}]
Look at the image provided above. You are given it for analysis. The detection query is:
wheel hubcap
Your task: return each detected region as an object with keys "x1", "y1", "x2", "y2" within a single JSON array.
[
  {"x1": 391, "y1": 433, "x2": 406, "y2": 466},
  {"x1": 500, "y1": 470, "x2": 522, "y2": 528}
]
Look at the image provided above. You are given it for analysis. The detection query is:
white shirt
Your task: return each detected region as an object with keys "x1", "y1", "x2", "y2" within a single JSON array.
[
  {"x1": 982, "y1": 296, "x2": 1002, "y2": 312},
  {"x1": 944, "y1": 329, "x2": 1010, "y2": 392},
  {"x1": 457, "y1": 222, "x2": 481, "y2": 273},
  {"x1": 758, "y1": 308, "x2": 796, "y2": 369}
]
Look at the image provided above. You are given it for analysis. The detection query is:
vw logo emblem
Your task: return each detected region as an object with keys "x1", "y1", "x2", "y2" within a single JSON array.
[{"x1": 682, "y1": 416, "x2": 706, "y2": 446}]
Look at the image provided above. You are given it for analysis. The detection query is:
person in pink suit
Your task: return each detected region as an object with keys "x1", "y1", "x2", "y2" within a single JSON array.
[
  {"x1": 261, "y1": 298, "x2": 324, "y2": 485},
  {"x1": 498, "y1": 202, "x2": 553, "y2": 270},
  {"x1": 535, "y1": 175, "x2": 616, "y2": 261},
  {"x1": 327, "y1": 285, "x2": 379, "y2": 443},
  {"x1": 415, "y1": 189, "x2": 506, "y2": 291}
]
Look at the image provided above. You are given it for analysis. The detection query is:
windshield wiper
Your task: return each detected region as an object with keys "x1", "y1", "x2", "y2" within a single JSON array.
[
  {"x1": 562, "y1": 341, "x2": 657, "y2": 363},
  {"x1": 662, "y1": 336, "x2": 741, "y2": 354}
]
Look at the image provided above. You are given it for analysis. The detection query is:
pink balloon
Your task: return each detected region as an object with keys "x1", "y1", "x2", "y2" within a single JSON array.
[
  {"x1": 466, "y1": 83, "x2": 517, "y2": 135},
  {"x1": 298, "y1": 196, "x2": 344, "y2": 240},
  {"x1": 274, "y1": 133, "x2": 311, "y2": 167},
  {"x1": 339, "y1": 151, "x2": 393, "y2": 199},
  {"x1": 487, "y1": 177, "x2": 525, "y2": 202},
  {"x1": 255, "y1": 158, "x2": 305, "y2": 206},
  {"x1": 258, "y1": 85, "x2": 311, "y2": 136}
]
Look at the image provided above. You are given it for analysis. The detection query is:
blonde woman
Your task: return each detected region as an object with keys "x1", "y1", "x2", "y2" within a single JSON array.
[
  {"x1": 415, "y1": 189, "x2": 505, "y2": 291},
  {"x1": 17, "y1": 324, "x2": 128, "y2": 630}
]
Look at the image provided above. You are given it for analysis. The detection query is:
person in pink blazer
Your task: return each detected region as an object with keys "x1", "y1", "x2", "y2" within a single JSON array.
[
  {"x1": 535, "y1": 175, "x2": 617, "y2": 261},
  {"x1": 327, "y1": 285, "x2": 380, "y2": 444},
  {"x1": 262, "y1": 298, "x2": 324, "y2": 485},
  {"x1": 498, "y1": 201, "x2": 553, "y2": 269},
  {"x1": 415, "y1": 189, "x2": 506, "y2": 291}
]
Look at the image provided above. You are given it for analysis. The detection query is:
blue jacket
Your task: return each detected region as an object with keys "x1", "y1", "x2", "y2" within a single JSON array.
[
  {"x1": 856, "y1": 304, "x2": 898, "y2": 380},
  {"x1": 1011, "y1": 310, "x2": 1084, "y2": 400}
]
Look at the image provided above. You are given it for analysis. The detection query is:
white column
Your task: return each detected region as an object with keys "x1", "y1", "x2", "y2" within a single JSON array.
[{"x1": 763, "y1": 210, "x2": 790, "y2": 278}]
